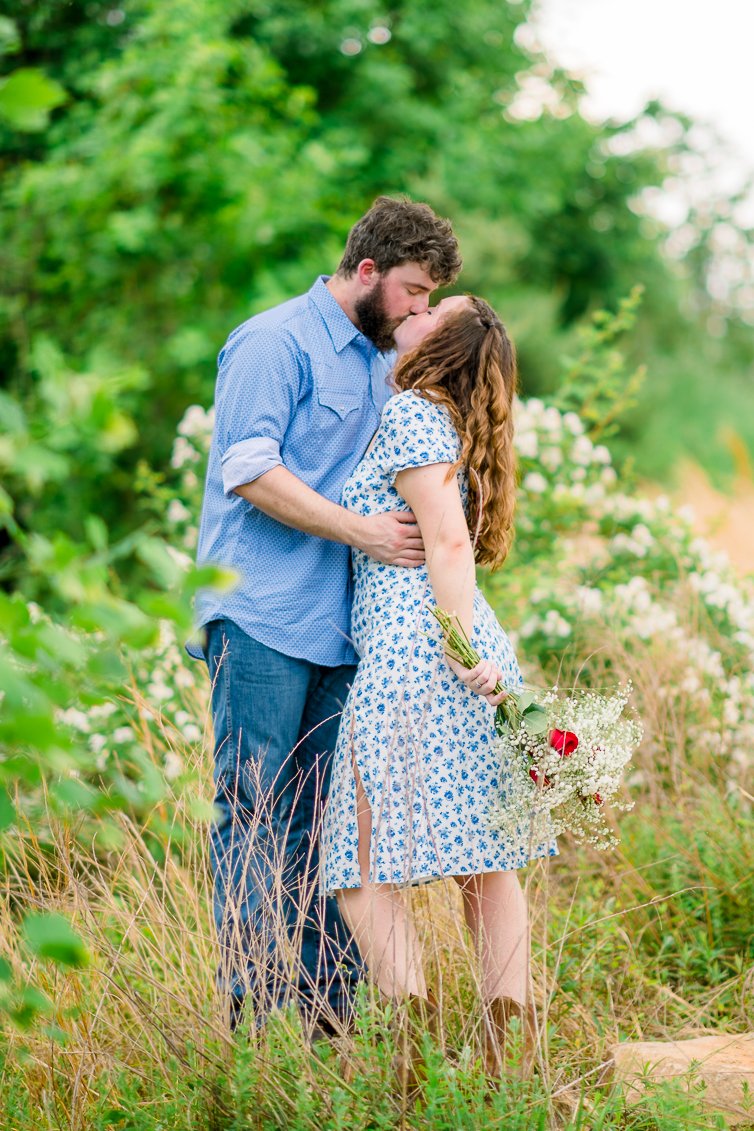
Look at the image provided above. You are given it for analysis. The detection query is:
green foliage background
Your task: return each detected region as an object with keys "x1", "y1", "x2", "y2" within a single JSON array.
[
  {"x1": 2, "y1": 6, "x2": 754, "y2": 1126},
  {"x1": 2, "y1": 0, "x2": 753, "y2": 568}
]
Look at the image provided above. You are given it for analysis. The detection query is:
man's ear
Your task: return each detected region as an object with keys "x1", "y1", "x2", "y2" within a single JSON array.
[{"x1": 356, "y1": 259, "x2": 378, "y2": 288}]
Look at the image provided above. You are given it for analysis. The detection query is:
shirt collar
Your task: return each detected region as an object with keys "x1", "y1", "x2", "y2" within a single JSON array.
[{"x1": 309, "y1": 275, "x2": 375, "y2": 356}]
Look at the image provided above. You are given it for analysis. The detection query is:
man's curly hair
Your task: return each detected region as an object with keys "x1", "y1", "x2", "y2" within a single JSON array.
[{"x1": 337, "y1": 196, "x2": 462, "y2": 286}]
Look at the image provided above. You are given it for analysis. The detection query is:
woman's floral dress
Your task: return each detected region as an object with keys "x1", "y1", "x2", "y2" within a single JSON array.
[{"x1": 321, "y1": 390, "x2": 557, "y2": 890}]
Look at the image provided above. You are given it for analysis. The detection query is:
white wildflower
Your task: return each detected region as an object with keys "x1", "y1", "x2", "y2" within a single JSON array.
[
  {"x1": 147, "y1": 681, "x2": 174, "y2": 703},
  {"x1": 174, "y1": 666, "x2": 195, "y2": 689},
  {"x1": 583, "y1": 483, "x2": 605, "y2": 505},
  {"x1": 632, "y1": 523, "x2": 654, "y2": 549},
  {"x1": 164, "y1": 751, "x2": 184, "y2": 781},
  {"x1": 515, "y1": 428, "x2": 539, "y2": 459},
  {"x1": 59, "y1": 708, "x2": 91, "y2": 733},
  {"x1": 540, "y1": 446, "x2": 563, "y2": 471},
  {"x1": 576, "y1": 587, "x2": 603, "y2": 615},
  {"x1": 178, "y1": 404, "x2": 214, "y2": 438},
  {"x1": 167, "y1": 499, "x2": 191, "y2": 526},
  {"x1": 166, "y1": 545, "x2": 192, "y2": 572},
  {"x1": 27, "y1": 602, "x2": 45, "y2": 624},
  {"x1": 542, "y1": 406, "x2": 563, "y2": 435},
  {"x1": 89, "y1": 701, "x2": 117, "y2": 720},
  {"x1": 170, "y1": 437, "x2": 200, "y2": 469},
  {"x1": 543, "y1": 609, "x2": 572, "y2": 637},
  {"x1": 563, "y1": 412, "x2": 584, "y2": 435},
  {"x1": 570, "y1": 436, "x2": 595, "y2": 466},
  {"x1": 523, "y1": 472, "x2": 548, "y2": 494}
]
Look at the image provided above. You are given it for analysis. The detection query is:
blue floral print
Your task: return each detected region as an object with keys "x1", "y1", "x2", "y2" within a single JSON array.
[{"x1": 322, "y1": 390, "x2": 557, "y2": 890}]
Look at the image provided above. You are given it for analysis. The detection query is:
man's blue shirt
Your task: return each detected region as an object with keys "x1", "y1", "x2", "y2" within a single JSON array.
[{"x1": 188, "y1": 276, "x2": 393, "y2": 665}]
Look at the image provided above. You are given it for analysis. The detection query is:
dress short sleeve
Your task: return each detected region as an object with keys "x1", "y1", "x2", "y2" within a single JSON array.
[{"x1": 380, "y1": 390, "x2": 461, "y2": 487}]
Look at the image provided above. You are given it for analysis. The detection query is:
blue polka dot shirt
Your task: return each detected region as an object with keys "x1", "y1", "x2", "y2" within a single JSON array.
[{"x1": 188, "y1": 276, "x2": 394, "y2": 666}]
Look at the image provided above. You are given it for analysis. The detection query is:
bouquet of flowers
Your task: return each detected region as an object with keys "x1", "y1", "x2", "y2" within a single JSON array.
[{"x1": 432, "y1": 608, "x2": 643, "y2": 849}]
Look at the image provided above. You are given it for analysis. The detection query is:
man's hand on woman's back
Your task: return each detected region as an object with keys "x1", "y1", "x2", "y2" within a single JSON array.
[{"x1": 354, "y1": 510, "x2": 425, "y2": 567}]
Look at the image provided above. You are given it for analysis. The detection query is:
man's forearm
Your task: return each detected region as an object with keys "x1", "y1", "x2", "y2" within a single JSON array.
[{"x1": 235, "y1": 465, "x2": 364, "y2": 545}]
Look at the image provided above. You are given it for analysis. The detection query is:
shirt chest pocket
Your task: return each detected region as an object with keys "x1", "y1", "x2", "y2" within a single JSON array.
[{"x1": 317, "y1": 381, "x2": 363, "y2": 421}]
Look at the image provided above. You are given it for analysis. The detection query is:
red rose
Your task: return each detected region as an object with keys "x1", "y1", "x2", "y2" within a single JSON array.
[
  {"x1": 593, "y1": 792, "x2": 603, "y2": 806},
  {"x1": 529, "y1": 767, "x2": 552, "y2": 787},
  {"x1": 549, "y1": 728, "x2": 579, "y2": 757}
]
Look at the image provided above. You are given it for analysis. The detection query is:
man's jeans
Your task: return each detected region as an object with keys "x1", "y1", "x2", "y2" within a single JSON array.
[{"x1": 203, "y1": 619, "x2": 363, "y2": 1025}]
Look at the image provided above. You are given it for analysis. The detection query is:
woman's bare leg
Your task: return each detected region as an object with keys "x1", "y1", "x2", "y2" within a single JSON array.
[
  {"x1": 455, "y1": 871, "x2": 529, "y2": 1004},
  {"x1": 336, "y1": 762, "x2": 426, "y2": 998}
]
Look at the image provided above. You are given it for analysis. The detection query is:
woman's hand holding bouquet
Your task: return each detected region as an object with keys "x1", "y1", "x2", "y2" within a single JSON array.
[{"x1": 432, "y1": 607, "x2": 643, "y2": 849}]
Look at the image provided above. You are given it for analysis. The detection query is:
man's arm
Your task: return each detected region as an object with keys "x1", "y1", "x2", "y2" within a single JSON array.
[
  {"x1": 216, "y1": 327, "x2": 424, "y2": 566},
  {"x1": 237, "y1": 467, "x2": 425, "y2": 568}
]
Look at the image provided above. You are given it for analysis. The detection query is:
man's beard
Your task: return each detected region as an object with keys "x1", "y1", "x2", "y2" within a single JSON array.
[{"x1": 353, "y1": 280, "x2": 399, "y2": 352}]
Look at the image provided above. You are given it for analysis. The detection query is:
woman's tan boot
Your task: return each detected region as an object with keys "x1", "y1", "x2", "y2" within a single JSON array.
[{"x1": 481, "y1": 995, "x2": 537, "y2": 1079}]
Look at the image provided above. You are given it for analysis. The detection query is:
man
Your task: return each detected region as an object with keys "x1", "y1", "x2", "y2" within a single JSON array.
[{"x1": 188, "y1": 196, "x2": 462, "y2": 1036}]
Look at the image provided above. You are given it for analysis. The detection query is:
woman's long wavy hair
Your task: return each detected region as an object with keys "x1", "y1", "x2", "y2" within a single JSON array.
[{"x1": 392, "y1": 296, "x2": 518, "y2": 570}]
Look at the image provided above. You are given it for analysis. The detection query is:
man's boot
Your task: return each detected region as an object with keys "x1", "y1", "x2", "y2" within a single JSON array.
[{"x1": 392, "y1": 991, "x2": 440, "y2": 1100}]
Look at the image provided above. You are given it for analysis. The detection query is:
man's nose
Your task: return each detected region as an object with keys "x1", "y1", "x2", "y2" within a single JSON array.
[{"x1": 409, "y1": 293, "x2": 430, "y2": 315}]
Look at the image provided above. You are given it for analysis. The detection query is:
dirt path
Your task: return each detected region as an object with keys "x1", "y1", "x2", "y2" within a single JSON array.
[{"x1": 645, "y1": 461, "x2": 754, "y2": 576}]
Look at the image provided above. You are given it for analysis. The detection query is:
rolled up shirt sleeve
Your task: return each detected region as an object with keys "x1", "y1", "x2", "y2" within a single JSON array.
[
  {"x1": 214, "y1": 328, "x2": 302, "y2": 497},
  {"x1": 221, "y1": 436, "x2": 283, "y2": 495}
]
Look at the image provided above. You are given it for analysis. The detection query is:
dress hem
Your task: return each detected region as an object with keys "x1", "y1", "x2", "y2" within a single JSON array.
[{"x1": 323, "y1": 844, "x2": 558, "y2": 894}]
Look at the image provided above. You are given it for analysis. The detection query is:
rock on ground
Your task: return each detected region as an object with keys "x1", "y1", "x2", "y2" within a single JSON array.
[{"x1": 611, "y1": 1032, "x2": 754, "y2": 1126}]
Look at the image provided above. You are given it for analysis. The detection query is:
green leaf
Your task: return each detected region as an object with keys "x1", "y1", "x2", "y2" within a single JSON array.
[
  {"x1": 136, "y1": 536, "x2": 184, "y2": 589},
  {"x1": 0, "y1": 17, "x2": 21, "y2": 58},
  {"x1": 84, "y1": 515, "x2": 108, "y2": 552},
  {"x1": 182, "y1": 564, "x2": 239, "y2": 597},
  {"x1": 0, "y1": 483, "x2": 14, "y2": 525},
  {"x1": 0, "y1": 711, "x2": 61, "y2": 750},
  {"x1": 69, "y1": 598, "x2": 156, "y2": 648},
  {"x1": 10, "y1": 984, "x2": 52, "y2": 1029},
  {"x1": 522, "y1": 712, "x2": 550, "y2": 736},
  {"x1": 50, "y1": 778, "x2": 100, "y2": 813},
  {"x1": 0, "y1": 658, "x2": 50, "y2": 712},
  {"x1": 137, "y1": 591, "x2": 193, "y2": 633},
  {"x1": 21, "y1": 912, "x2": 89, "y2": 968},
  {"x1": 513, "y1": 689, "x2": 537, "y2": 712},
  {"x1": 522, "y1": 703, "x2": 548, "y2": 719},
  {"x1": 0, "y1": 68, "x2": 67, "y2": 131},
  {"x1": 40, "y1": 1022, "x2": 70, "y2": 1045},
  {"x1": 0, "y1": 786, "x2": 16, "y2": 831}
]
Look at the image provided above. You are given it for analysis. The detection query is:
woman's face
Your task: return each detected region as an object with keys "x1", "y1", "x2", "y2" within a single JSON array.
[{"x1": 393, "y1": 294, "x2": 470, "y2": 357}]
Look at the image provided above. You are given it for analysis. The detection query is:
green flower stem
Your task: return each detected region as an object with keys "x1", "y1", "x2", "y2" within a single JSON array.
[{"x1": 430, "y1": 606, "x2": 524, "y2": 733}]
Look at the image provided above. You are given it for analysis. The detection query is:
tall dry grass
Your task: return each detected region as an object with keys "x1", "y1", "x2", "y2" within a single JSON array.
[{"x1": 0, "y1": 607, "x2": 751, "y2": 1130}]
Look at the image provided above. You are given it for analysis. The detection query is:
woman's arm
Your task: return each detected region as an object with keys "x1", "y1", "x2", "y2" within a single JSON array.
[{"x1": 395, "y1": 463, "x2": 507, "y2": 704}]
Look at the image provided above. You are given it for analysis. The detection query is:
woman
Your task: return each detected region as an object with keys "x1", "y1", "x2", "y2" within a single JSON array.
[{"x1": 320, "y1": 294, "x2": 556, "y2": 1072}]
